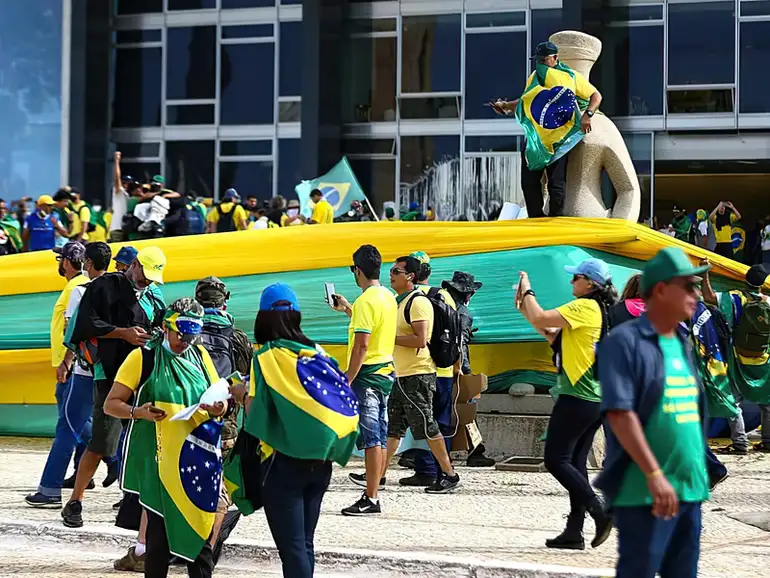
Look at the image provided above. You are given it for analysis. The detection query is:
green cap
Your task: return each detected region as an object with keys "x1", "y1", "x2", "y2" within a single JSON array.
[
  {"x1": 410, "y1": 251, "x2": 430, "y2": 264},
  {"x1": 152, "y1": 175, "x2": 165, "y2": 185},
  {"x1": 641, "y1": 247, "x2": 710, "y2": 295}
]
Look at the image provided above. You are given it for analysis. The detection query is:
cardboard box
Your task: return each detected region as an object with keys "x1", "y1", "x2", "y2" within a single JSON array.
[
  {"x1": 451, "y1": 420, "x2": 483, "y2": 452},
  {"x1": 452, "y1": 401, "x2": 477, "y2": 427},
  {"x1": 456, "y1": 374, "x2": 488, "y2": 403}
]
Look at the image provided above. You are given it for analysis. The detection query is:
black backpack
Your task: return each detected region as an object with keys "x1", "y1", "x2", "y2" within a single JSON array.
[
  {"x1": 215, "y1": 204, "x2": 236, "y2": 233},
  {"x1": 199, "y1": 321, "x2": 236, "y2": 378},
  {"x1": 404, "y1": 288, "x2": 462, "y2": 368}
]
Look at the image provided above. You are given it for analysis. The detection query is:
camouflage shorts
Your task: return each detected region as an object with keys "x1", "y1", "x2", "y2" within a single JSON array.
[{"x1": 387, "y1": 374, "x2": 440, "y2": 441}]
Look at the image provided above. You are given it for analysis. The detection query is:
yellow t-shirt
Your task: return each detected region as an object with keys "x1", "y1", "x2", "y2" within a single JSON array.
[
  {"x1": 50, "y1": 274, "x2": 89, "y2": 367},
  {"x1": 115, "y1": 346, "x2": 218, "y2": 391},
  {"x1": 70, "y1": 201, "x2": 91, "y2": 240},
  {"x1": 394, "y1": 290, "x2": 435, "y2": 377},
  {"x1": 281, "y1": 213, "x2": 305, "y2": 227},
  {"x1": 310, "y1": 199, "x2": 334, "y2": 224},
  {"x1": 554, "y1": 298, "x2": 602, "y2": 402},
  {"x1": 207, "y1": 203, "x2": 248, "y2": 231},
  {"x1": 347, "y1": 285, "x2": 397, "y2": 369},
  {"x1": 417, "y1": 285, "x2": 456, "y2": 378},
  {"x1": 524, "y1": 68, "x2": 597, "y2": 104},
  {"x1": 710, "y1": 214, "x2": 735, "y2": 244}
]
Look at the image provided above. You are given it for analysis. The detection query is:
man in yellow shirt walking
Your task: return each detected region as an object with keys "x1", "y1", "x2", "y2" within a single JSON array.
[
  {"x1": 308, "y1": 189, "x2": 334, "y2": 224},
  {"x1": 333, "y1": 245, "x2": 397, "y2": 515}
]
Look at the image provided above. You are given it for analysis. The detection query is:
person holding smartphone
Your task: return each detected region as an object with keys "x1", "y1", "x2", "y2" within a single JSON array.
[{"x1": 281, "y1": 199, "x2": 305, "y2": 227}]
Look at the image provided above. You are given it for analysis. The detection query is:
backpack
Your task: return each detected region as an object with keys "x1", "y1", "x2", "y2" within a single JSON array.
[
  {"x1": 232, "y1": 328, "x2": 254, "y2": 375},
  {"x1": 76, "y1": 202, "x2": 99, "y2": 227},
  {"x1": 186, "y1": 203, "x2": 206, "y2": 235},
  {"x1": 404, "y1": 288, "x2": 461, "y2": 368},
  {"x1": 215, "y1": 204, "x2": 236, "y2": 233},
  {"x1": 734, "y1": 292, "x2": 770, "y2": 356},
  {"x1": 200, "y1": 321, "x2": 236, "y2": 378}
]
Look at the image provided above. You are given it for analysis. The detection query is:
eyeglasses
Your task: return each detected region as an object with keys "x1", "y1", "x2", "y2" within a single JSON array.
[
  {"x1": 572, "y1": 274, "x2": 587, "y2": 283},
  {"x1": 390, "y1": 266, "x2": 407, "y2": 276}
]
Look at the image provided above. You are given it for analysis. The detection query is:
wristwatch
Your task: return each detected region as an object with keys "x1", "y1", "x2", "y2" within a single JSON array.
[
  {"x1": 523, "y1": 289, "x2": 536, "y2": 299},
  {"x1": 585, "y1": 110, "x2": 595, "y2": 118}
]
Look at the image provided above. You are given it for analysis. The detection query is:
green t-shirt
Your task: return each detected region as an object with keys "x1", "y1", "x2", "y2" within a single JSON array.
[{"x1": 614, "y1": 335, "x2": 710, "y2": 507}]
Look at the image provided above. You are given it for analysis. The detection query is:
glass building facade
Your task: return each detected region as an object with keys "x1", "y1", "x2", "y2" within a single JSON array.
[{"x1": 9, "y1": 0, "x2": 770, "y2": 224}]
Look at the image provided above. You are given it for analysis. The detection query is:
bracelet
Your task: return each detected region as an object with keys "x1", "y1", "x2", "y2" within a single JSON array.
[
  {"x1": 129, "y1": 406, "x2": 135, "y2": 420},
  {"x1": 645, "y1": 468, "x2": 663, "y2": 479}
]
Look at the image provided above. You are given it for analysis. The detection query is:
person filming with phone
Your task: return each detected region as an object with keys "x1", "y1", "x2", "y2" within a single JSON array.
[{"x1": 709, "y1": 201, "x2": 741, "y2": 259}]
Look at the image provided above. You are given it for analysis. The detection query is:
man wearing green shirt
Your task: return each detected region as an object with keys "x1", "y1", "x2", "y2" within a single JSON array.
[{"x1": 597, "y1": 247, "x2": 711, "y2": 578}]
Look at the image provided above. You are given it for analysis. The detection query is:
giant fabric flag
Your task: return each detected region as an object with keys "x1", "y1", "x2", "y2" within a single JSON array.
[
  {"x1": 295, "y1": 157, "x2": 368, "y2": 219},
  {"x1": 122, "y1": 344, "x2": 222, "y2": 562},
  {"x1": 245, "y1": 339, "x2": 359, "y2": 465},
  {"x1": 515, "y1": 62, "x2": 587, "y2": 172}
]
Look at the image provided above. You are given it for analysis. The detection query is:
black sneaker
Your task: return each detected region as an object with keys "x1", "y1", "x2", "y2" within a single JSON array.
[
  {"x1": 425, "y1": 472, "x2": 460, "y2": 494},
  {"x1": 61, "y1": 500, "x2": 83, "y2": 528},
  {"x1": 466, "y1": 453, "x2": 495, "y2": 467},
  {"x1": 398, "y1": 474, "x2": 435, "y2": 487},
  {"x1": 103, "y1": 461, "x2": 119, "y2": 488},
  {"x1": 348, "y1": 473, "x2": 386, "y2": 490},
  {"x1": 341, "y1": 493, "x2": 381, "y2": 516},
  {"x1": 398, "y1": 456, "x2": 416, "y2": 470},
  {"x1": 25, "y1": 492, "x2": 62, "y2": 509},
  {"x1": 62, "y1": 474, "x2": 95, "y2": 490},
  {"x1": 715, "y1": 444, "x2": 749, "y2": 456},
  {"x1": 709, "y1": 470, "x2": 729, "y2": 491}
]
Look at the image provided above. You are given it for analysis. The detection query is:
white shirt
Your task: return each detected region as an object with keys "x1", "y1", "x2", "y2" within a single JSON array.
[
  {"x1": 110, "y1": 187, "x2": 128, "y2": 232},
  {"x1": 762, "y1": 225, "x2": 770, "y2": 252},
  {"x1": 65, "y1": 284, "x2": 92, "y2": 377}
]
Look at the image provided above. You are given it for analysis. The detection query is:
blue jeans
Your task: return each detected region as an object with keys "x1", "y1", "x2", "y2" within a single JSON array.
[
  {"x1": 615, "y1": 502, "x2": 702, "y2": 578},
  {"x1": 262, "y1": 453, "x2": 332, "y2": 578},
  {"x1": 39, "y1": 374, "x2": 94, "y2": 497},
  {"x1": 353, "y1": 385, "x2": 388, "y2": 450},
  {"x1": 705, "y1": 444, "x2": 728, "y2": 479},
  {"x1": 414, "y1": 376, "x2": 454, "y2": 478}
]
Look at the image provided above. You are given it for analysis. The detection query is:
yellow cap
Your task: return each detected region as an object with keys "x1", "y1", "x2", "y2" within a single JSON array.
[
  {"x1": 37, "y1": 195, "x2": 55, "y2": 206},
  {"x1": 137, "y1": 246, "x2": 167, "y2": 284}
]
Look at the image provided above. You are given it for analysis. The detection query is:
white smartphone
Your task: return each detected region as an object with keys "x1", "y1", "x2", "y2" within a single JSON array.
[{"x1": 324, "y1": 283, "x2": 337, "y2": 308}]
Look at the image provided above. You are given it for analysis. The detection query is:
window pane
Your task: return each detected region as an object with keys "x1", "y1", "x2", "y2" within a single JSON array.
[
  {"x1": 601, "y1": 25, "x2": 663, "y2": 116},
  {"x1": 464, "y1": 136, "x2": 520, "y2": 153},
  {"x1": 219, "y1": 161, "x2": 273, "y2": 201},
  {"x1": 116, "y1": 30, "x2": 161, "y2": 44},
  {"x1": 115, "y1": 143, "x2": 161, "y2": 158},
  {"x1": 400, "y1": 136, "x2": 460, "y2": 214},
  {"x1": 167, "y1": 104, "x2": 215, "y2": 125},
  {"x1": 117, "y1": 0, "x2": 162, "y2": 14},
  {"x1": 667, "y1": 89, "x2": 733, "y2": 113},
  {"x1": 222, "y1": 25, "x2": 273, "y2": 39},
  {"x1": 347, "y1": 158, "x2": 395, "y2": 215},
  {"x1": 220, "y1": 140, "x2": 272, "y2": 156},
  {"x1": 348, "y1": 18, "x2": 397, "y2": 34},
  {"x1": 530, "y1": 9, "x2": 562, "y2": 56},
  {"x1": 168, "y1": 0, "x2": 216, "y2": 9},
  {"x1": 165, "y1": 141, "x2": 215, "y2": 196},
  {"x1": 342, "y1": 139, "x2": 395, "y2": 155},
  {"x1": 118, "y1": 163, "x2": 162, "y2": 184},
  {"x1": 167, "y1": 27, "x2": 216, "y2": 100},
  {"x1": 278, "y1": 101, "x2": 301, "y2": 122},
  {"x1": 401, "y1": 15, "x2": 461, "y2": 93},
  {"x1": 465, "y1": 31, "x2": 525, "y2": 119},
  {"x1": 400, "y1": 96, "x2": 460, "y2": 119},
  {"x1": 280, "y1": 22, "x2": 301, "y2": 97},
  {"x1": 466, "y1": 12, "x2": 526, "y2": 28},
  {"x1": 740, "y1": 22, "x2": 770, "y2": 113},
  {"x1": 607, "y1": 5, "x2": 663, "y2": 21},
  {"x1": 668, "y1": 2, "x2": 734, "y2": 85},
  {"x1": 278, "y1": 139, "x2": 301, "y2": 198},
  {"x1": 220, "y1": 43, "x2": 275, "y2": 125},
  {"x1": 113, "y1": 48, "x2": 162, "y2": 127},
  {"x1": 342, "y1": 36, "x2": 397, "y2": 122},
  {"x1": 221, "y1": 0, "x2": 275, "y2": 7},
  {"x1": 741, "y1": 1, "x2": 770, "y2": 17},
  {"x1": 620, "y1": 133, "x2": 652, "y2": 176}
]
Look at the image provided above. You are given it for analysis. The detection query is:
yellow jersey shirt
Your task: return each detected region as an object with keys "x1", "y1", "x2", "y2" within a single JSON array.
[
  {"x1": 416, "y1": 284, "x2": 456, "y2": 378},
  {"x1": 50, "y1": 274, "x2": 89, "y2": 367},
  {"x1": 347, "y1": 285, "x2": 398, "y2": 369},
  {"x1": 115, "y1": 346, "x2": 219, "y2": 391},
  {"x1": 311, "y1": 199, "x2": 334, "y2": 224},
  {"x1": 393, "y1": 289, "x2": 435, "y2": 377},
  {"x1": 553, "y1": 298, "x2": 602, "y2": 402},
  {"x1": 710, "y1": 214, "x2": 734, "y2": 244},
  {"x1": 207, "y1": 203, "x2": 248, "y2": 231},
  {"x1": 70, "y1": 201, "x2": 91, "y2": 240}
]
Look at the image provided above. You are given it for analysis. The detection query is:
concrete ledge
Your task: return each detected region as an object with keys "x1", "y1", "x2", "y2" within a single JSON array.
[
  {"x1": 477, "y1": 414, "x2": 548, "y2": 458},
  {"x1": 2, "y1": 519, "x2": 615, "y2": 577},
  {"x1": 478, "y1": 394, "x2": 554, "y2": 415}
]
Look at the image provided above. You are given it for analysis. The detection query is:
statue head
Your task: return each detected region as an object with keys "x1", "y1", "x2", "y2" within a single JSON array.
[{"x1": 549, "y1": 31, "x2": 602, "y2": 79}]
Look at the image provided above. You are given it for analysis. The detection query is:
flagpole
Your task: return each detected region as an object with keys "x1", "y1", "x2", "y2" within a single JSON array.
[{"x1": 363, "y1": 196, "x2": 380, "y2": 222}]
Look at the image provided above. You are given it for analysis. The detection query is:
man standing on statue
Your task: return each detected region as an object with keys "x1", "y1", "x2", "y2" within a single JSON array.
[{"x1": 491, "y1": 41, "x2": 602, "y2": 218}]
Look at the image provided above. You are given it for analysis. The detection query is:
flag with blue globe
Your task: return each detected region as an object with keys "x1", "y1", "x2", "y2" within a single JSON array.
[{"x1": 295, "y1": 157, "x2": 369, "y2": 219}]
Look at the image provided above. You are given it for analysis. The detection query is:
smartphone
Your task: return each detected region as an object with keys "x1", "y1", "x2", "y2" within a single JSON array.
[
  {"x1": 324, "y1": 283, "x2": 338, "y2": 308},
  {"x1": 148, "y1": 406, "x2": 165, "y2": 415}
]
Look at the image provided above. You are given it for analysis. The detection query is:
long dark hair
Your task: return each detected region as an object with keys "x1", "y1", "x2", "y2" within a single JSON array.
[
  {"x1": 716, "y1": 207, "x2": 732, "y2": 230},
  {"x1": 585, "y1": 281, "x2": 619, "y2": 310},
  {"x1": 620, "y1": 274, "x2": 642, "y2": 301},
  {"x1": 253, "y1": 306, "x2": 314, "y2": 347}
]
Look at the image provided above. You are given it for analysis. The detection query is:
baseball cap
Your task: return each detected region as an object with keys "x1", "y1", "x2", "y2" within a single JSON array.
[
  {"x1": 564, "y1": 258, "x2": 612, "y2": 286},
  {"x1": 224, "y1": 188, "x2": 239, "y2": 201},
  {"x1": 136, "y1": 246, "x2": 167, "y2": 284},
  {"x1": 53, "y1": 242, "x2": 86, "y2": 262},
  {"x1": 152, "y1": 175, "x2": 165, "y2": 185},
  {"x1": 531, "y1": 41, "x2": 558, "y2": 60},
  {"x1": 641, "y1": 247, "x2": 710, "y2": 295},
  {"x1": 114, "y1": 246, "x2": 138, "y2": 266},
  {"x1": 409, "y1": 251, "x2": 430, "y2": 264},
  {"x1": 195, "y1": 276, "x2": 230, "y2": 307},
  {"x1": 259, "y1": 283, "x2": 300, "y2": 312},
  {"x1": 746, "y1": 264, "x2": 769, "y2": 289},
  {"x1": 37, "y1": 194, "x2": 55, "y2": 206}
]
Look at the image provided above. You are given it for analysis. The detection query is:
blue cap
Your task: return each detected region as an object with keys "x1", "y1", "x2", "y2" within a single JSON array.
[
  {"x1": 114, "y1": 246, "x2": 138, "y2": 265},
  {"x1": 259, "y1": 283, "x2": 300, "y2": 312},
  {"x1": 224, "y1": 188, "x2": 239, "y2": 200},
  {"x1": 564, "y1": 258, "x2": 612, "y2": 286},
  {"x1": 408, "y1": 201, "x2": 419, "y2": 211}
]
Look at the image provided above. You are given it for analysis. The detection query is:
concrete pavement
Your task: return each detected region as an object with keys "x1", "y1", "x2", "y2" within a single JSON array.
[{"x1": 2, "y1": 437, "x2": 769, "y2": 577}]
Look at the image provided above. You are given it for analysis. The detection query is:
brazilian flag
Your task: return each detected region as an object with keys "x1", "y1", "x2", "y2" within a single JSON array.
[
  {"x1": 122, "y1": 343, "x2": 221, "y2": 562},
  {"x1": 516, "y1": 61, "x2": 588, "y2": 171}
]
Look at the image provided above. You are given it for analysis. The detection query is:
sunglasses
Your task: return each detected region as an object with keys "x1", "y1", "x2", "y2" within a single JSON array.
[
  {"x1": 349, "y1": 265, "x2": 356, "y2": 274},
  {"x1": 572, "y1": 274, "x2": 588, "y2": 283},
  {"x1": 390, "y1": 266, "x2": 407, "y2": 276},
  {"x1": 669, "y1": 278, "x2": 701, "y2": 293}
]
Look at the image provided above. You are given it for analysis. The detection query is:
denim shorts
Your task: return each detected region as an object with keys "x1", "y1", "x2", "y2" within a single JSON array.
[{"x1": 352, "y1": 384, "x2": 388, "y2": 451}]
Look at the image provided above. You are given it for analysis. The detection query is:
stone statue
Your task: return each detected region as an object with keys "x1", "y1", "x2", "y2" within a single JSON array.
[{"x1": 549, "y1": 31, "x2": 641, "y2": 222}]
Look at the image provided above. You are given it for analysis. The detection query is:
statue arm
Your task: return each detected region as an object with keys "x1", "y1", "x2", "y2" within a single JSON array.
[{"x1": 601, "y1": 139, "x2": 641, "y2": 222}]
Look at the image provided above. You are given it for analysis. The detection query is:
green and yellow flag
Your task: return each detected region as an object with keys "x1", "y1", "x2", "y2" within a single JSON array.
[
  {"x1": 122, "y1": 344, "x2": 221, "y2": 562},
  {"x1": 516, "y1": 62, "x2": 589, "y2": 171}
]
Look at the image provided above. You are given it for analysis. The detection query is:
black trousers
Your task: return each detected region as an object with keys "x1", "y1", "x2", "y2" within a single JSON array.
[
  {"x1": 521, "y1": 143, "x2": 569, "y2": 218},
  {"x1": 145, "y1": 510, "x2": 213, "y2": 578},
  {"x1": 543, "y1": 394, "x2": 602, "y2": 514}
]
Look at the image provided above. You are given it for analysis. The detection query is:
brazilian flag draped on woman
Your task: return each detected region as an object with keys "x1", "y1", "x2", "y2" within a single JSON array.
[
  {"x1": 516, "y1": 61, "x2": 595, "y2": 171},
  {"x1": 122, "y1": 334, "x2": 222, "y2": 562}
]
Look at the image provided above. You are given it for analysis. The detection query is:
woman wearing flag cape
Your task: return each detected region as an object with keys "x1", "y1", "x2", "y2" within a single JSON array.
[
  {"x1": 226, "y1": 283, "x2": 359, "y2": 578},
  {"x1": 104, "y1": 298, "x2": 228, "y2": 578}
]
